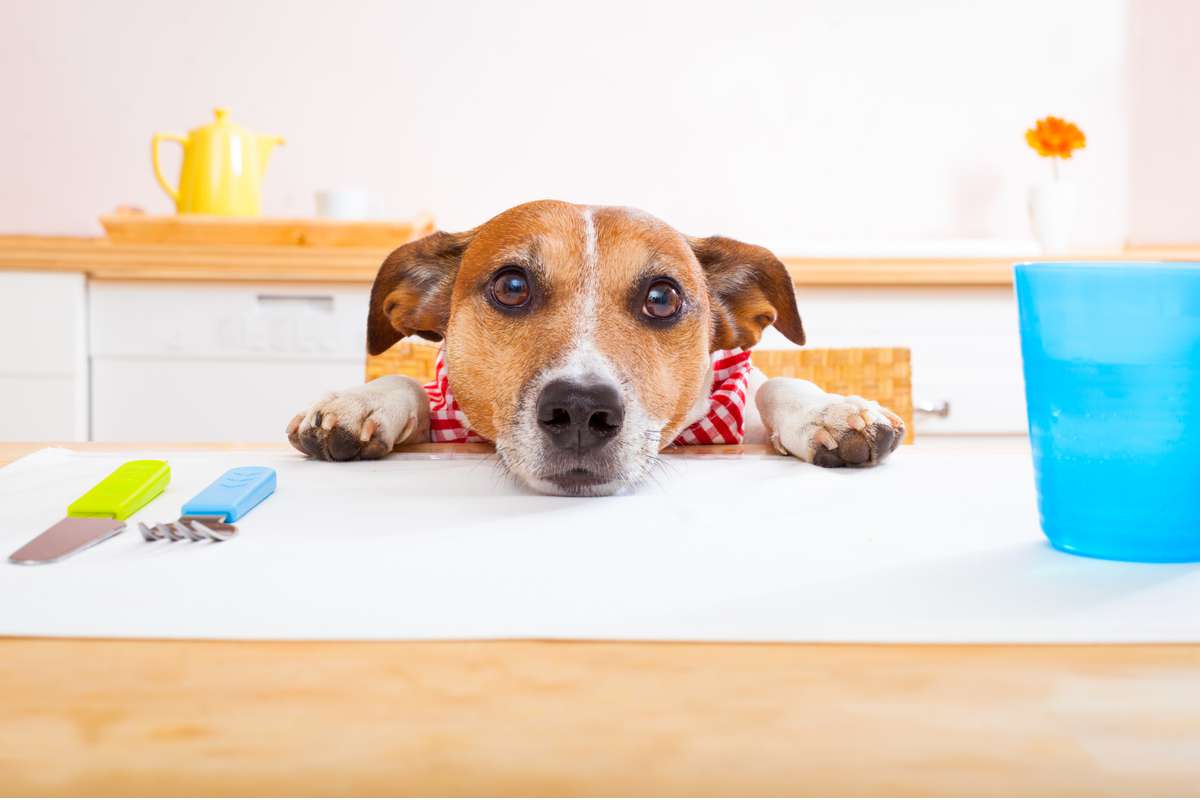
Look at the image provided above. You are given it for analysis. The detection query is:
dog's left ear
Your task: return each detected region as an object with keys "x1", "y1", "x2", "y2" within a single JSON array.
[
  {"x1": 367, "y1": 229, "x2": 474, "y2": 355},
  {"x1": 691, "y1": 236, "x2": 805, "y2": 350}
]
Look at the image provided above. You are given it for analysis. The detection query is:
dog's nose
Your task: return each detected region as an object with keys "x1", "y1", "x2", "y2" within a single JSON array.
[{"x1": 536, "y1": 379, "x2": 625, "y2": 453}]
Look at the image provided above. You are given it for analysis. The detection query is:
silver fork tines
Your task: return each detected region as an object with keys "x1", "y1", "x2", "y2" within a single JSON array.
[
  {"x1": 181, "y1": 521, "x2": 209, "y2": 541},
  {"x1": 188, "y1": 520, "x2": 237, "y2": 542},
  {"x1": 138, "y1": 516, "x2": 238, "y2": 543}
]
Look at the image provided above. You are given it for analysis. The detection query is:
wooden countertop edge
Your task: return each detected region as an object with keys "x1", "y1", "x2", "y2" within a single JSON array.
[
  {"x1": 4, "y1": 235, "x2": 1198, "y2": 286},
  {"x1": 2, "y1": 638, "x2": 1197, "y2": 795}
]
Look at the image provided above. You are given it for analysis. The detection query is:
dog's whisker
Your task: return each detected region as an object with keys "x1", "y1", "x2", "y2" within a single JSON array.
[
  {"x1": 649, "y1": 452, "x2": 683, "y2": 480},
  {"x1": 641, "y1": 459, "x2": 669, "y2": 492}
]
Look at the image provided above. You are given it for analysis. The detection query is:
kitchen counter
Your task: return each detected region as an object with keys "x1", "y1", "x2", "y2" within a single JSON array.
[
  {"x1": 3, "y1": 234, "x2": 1197, "y2": 286},
  {"x1": 1, "y1": 440, "x2": 1199, "y2": 795},
  {"x1": 1, "y1": 237, "x2": 1194, "y2": 443}
]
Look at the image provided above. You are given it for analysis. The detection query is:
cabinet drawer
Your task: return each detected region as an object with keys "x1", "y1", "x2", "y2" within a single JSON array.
[
  {"x1": 0, "y1": 376, "x2": 83, "y2": 440},
  {"x1": 0, "y1": 272, "x2": 88, "y2": 439},
  {"x1": 761, "y1": 286, "x2": 1027, "y2": 434},
  {"x1": 89, "y1": 282, "x2": 372, "y2": 441},
  {"x1": 92, "y1": 359, "x2": 363, "y2": 442},
  {"x1": 89, "y1": 281, "x2": 370, "y2": 359},
  {"x1": 0, "y1": 272, "x2": 87, "y2": 374}
]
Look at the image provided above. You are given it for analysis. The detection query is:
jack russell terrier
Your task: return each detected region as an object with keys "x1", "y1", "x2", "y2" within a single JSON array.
[{"x1": 287, "y1": 200, "x2": 904, "y2": 495}]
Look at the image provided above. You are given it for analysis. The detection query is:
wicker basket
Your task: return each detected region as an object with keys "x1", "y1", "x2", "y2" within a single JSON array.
[
  {"x1": 752, "y1": 347, "x2": 913, "y2": 442},
  {"x1": 367, "y1": 342, "x2": 913, "y2": 443},
  {"x1": 364, "y1": 341, "x2": 441, "y2": 384}
]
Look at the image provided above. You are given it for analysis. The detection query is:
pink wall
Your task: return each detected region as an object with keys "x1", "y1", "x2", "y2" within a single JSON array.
[
  {"x1": 1128, "y1": 0, "x2": 1200, "y2": 244},
  {"x1": 0, "y1": 0, "x2": 1158, "y2": 249}
]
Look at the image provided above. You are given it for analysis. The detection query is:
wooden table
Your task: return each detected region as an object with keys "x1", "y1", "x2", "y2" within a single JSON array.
[{"x1": 2, "y1": 442, "x2": 1199, "y2": 796}]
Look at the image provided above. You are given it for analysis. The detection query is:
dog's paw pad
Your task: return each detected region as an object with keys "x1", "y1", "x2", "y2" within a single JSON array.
[
  {"x1": 808, "y1": 426, "x2": 870, "y2": 467},
  {"x1": 837, "y1": 428, "x2": 872, "y2": 464},
  {"x1": 788, "y1": 398, "x2": 905, "y2": 469},
  {"x1": 325, "y1": 425, "x2": 366, "y2": 461},
  {"x1": 287, "y1": 393, "x2": 405, "y2": 462}
]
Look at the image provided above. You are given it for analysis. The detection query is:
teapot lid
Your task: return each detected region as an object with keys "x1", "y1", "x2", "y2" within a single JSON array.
[{"x1": 192, "y1": 107, "x2": 243, "y2": 137}]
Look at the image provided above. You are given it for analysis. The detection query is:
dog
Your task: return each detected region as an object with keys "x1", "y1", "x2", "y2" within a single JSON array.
[{"x1": 287, "y1": 200, "x2": 904, "y2": 495}]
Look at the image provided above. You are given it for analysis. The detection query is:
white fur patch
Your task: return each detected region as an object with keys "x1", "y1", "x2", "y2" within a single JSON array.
[
  {"x1": 294, "y1": 375, "x2": 429, "y2": 449},
  {"x1": 494, "y1": 206, "x2": 666, "y2": 495},
  {"x1": 754, "y1": 377, "x2": 899, "y2": 463},
  {"x1": 579, "y1": 206, "x2": 599, "y2": 338}
]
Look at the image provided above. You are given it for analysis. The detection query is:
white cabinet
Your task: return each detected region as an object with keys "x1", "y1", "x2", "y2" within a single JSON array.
[
  {"x1": 89, "y1": 282, "x2": 370, "y2": 442},
  {"x1": 760, "y1": 286, "x2": 1026, "y2": 434},
  {"x1": 0, "y1": 272, "x2": 88, "y2": 440},
  {"x1": 62, "y1": 277, "x2": 1025, "y2": 442}
]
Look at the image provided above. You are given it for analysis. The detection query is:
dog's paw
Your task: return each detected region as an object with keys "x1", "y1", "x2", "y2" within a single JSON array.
[
  {"x1": 286, "y1": 379, "x2": 426, "y2": 461},
  {"x1": 772, "y1": 396, "x2": 905, "y2": 468}
]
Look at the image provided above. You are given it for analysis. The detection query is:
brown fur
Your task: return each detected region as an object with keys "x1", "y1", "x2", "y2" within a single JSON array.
[
  {"x1": 367, "y1": 200, "x2": 805, "y2": 446},
  {"x1": 367, "y1": 230, "x2": 475, "y2": 354},
  {"x1": 690, "y1": 236, "x2": 806, "y2": 350},
  {"x1": 591, "y1": 207, "x2": 713, "y2": 440}
]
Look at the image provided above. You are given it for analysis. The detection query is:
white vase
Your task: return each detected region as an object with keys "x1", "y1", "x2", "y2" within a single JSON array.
[{"x1": 1028, "y1": 181, "x2": 1077, "y2": 254}]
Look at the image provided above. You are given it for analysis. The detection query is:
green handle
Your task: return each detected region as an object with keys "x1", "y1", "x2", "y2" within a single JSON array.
[{"x1": 67, "y1": 460, "x2": 171, "y2": 520}]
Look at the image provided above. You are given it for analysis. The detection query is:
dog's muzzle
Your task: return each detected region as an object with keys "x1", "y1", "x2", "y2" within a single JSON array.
[
  {"x1": 533, "y1": 378, "x2": 628, "y2": 492},
  {"x1": 536, "y1": 379, "x2": 625, "y2": 453}
]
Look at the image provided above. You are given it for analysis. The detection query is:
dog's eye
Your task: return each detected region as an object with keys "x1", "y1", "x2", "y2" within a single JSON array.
[
  {"x1": 491, "y1": 268, "x2": 531, "y2": 307},
  {"x1": 642, "y1": 280, "x2": 682, "y2": 320}
]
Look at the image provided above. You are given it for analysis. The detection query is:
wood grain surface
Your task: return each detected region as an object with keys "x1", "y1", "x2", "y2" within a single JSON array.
[
  {"x1": 5, "y1": 235, "x2": 1198, "y2": 286},
  {"x1": 2, "y1": 442, "x2": 1199, "y2": 796},
  {"x1": 99, "y1": 213, "x2": 436, "y2": 248}
]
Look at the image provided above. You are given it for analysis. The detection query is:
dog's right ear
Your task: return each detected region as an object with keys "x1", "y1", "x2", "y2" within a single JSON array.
[
  {"x1": 366, "y1": 230, "x2": 474, "y2": 355},
  {"x1": 691, "y1": 236, "x2": 805, "y2": 350}
]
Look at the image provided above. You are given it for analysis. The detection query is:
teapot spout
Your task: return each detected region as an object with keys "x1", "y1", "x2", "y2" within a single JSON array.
[{"x1": 256, "y1": 135, "x2": 285, "y2": 171}]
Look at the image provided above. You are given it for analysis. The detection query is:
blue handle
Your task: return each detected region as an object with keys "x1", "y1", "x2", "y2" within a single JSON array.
[{"x1": 181, "y1": 467, "x2": 276, "y2": 523}]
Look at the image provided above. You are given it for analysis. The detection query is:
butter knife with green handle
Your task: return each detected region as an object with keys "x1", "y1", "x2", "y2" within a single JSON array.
[{"x1": 9, "y1": 460, "x2": 170, "y2": 565}]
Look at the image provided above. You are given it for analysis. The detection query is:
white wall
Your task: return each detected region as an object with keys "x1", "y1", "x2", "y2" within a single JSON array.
[
  {"x1": 1, "y1": 0, "x2": 1130, "y2": 250},
  {"x1": 1128, "y1": 0, "x2": 1200, "y2": 244}
]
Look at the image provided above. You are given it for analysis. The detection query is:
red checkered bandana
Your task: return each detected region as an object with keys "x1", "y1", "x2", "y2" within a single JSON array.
[{"x1": 423, "y1": 348, "x2": 753, "y2": 446}]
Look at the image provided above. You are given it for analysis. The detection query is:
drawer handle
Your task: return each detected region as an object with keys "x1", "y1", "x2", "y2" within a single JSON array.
[
  {"x1": 914, "y1": 400, "x2": 951, "y2": 418},
  {"x1": 256, "y1": 294, "x2": 334, "y2": 313}
]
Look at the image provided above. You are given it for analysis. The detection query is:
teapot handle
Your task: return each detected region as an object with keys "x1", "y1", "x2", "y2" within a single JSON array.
[{"x1": 151, "y1": 132, "x2": 187, "y2": 205}]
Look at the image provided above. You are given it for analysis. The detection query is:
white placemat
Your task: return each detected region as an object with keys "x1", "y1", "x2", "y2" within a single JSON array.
[{"x1": 2, "y1": 438, "x2": 1197, "y2": 642}]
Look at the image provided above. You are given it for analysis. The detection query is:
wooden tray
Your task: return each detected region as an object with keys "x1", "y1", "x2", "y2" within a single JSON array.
[{"x1": 100, "y1": 213, "x2": 436, "y2": 248}]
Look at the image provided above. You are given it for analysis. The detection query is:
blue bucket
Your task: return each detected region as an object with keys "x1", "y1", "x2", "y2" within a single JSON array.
[{"x1": 1015, "y1": 262, "x2": 1200, "y2": 562}]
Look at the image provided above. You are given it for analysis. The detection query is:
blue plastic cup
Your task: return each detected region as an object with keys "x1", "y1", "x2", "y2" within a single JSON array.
[{"x1": 1015, "y1": 262, "x2": 1200, "y2": 562}]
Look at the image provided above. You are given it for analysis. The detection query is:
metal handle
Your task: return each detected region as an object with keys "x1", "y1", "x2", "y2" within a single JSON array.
[
  {"x1": 256, "y1": 294, "x2": 335, "y2": 313},
  {"x1": 914, "y1": 399, "x2": 951, "y2": 418}
]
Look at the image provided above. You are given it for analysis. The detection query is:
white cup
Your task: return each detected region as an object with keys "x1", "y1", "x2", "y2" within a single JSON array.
[{"x1": 316, "y1": 189, "x2": 371, "y2": 220}]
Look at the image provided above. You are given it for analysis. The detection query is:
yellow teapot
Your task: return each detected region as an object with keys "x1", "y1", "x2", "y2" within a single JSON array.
[{"x1": 152, "y1": 107, "x2": 284, "y2": 216}]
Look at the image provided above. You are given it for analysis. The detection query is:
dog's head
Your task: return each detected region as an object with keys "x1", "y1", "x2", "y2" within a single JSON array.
[{"x1": 367, "y1": 200, "x2": 804, "y2": 495}]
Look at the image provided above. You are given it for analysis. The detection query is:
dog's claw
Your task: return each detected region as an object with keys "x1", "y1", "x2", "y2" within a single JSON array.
[
  {"x1": 779, "y1": 397, "x2": 905, "y2": 469},
  {"x1": 287, "y1": 383, "x2": 423, "y2": 463},
  {"x1": 815, "y1": 429, "x2": 839, "y2": 450}
]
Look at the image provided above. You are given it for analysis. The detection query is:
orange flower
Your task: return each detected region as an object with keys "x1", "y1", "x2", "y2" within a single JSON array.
[{"x1": 1026, "y1": 116, "x2": 1086, "y2": 159}]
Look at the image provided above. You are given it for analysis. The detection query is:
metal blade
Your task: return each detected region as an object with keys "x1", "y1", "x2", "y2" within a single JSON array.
[{"x1": 9, "y1": 518, "x2": 127, "y2": 565}]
